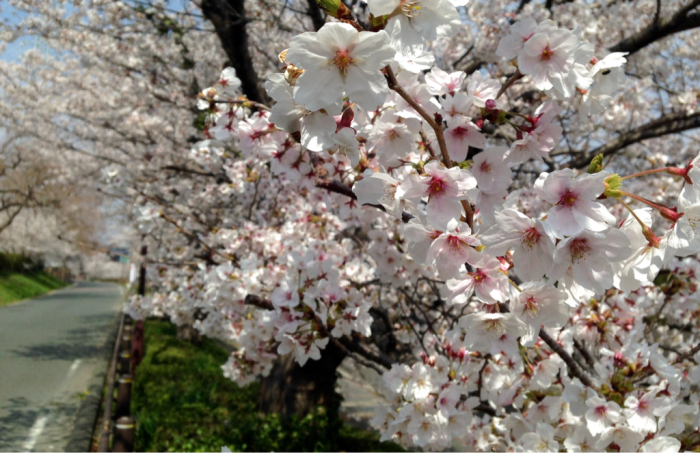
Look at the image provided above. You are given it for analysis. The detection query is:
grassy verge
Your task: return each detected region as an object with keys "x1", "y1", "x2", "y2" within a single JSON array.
[
  {"x1": 132, "y1": 321, "x2": 404, "y2": 452},
  {"x1": 0, "y1": 271, "x2": 69, "y2": 307}
]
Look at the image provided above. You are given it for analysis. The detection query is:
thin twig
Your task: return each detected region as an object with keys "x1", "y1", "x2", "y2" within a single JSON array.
[
  {"x1": 496, "y1": 69, "x2": 523, "y2": 99},
  {"x1": 385, "y1": 66, "x2": 474, "y2": 228},
  {"x1": 477, "y1": 354, "x2": 491, "y2": 400},
  {"x1": 539, "y1": 328, "x2": 594, "y2": 387}
]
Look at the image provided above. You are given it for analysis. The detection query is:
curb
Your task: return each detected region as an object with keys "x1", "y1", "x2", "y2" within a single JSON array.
[{"x1": 65, "y1": 286, "x2": 125, "y2": 452}]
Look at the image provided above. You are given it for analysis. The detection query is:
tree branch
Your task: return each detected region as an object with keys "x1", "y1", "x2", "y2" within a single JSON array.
[
  {"x1": 609, "y1": 0, "x2": 700, "y2": 54},
  {"x1": 539, "y1": 328, "x2": 594, "y2": 387},
  {"x1": 200, "y1": 0, "x2": 268, "y2": 103},
  {"x1": 306, "y1": 0, "x2": 326, "y2": 31},
  {"x1": 385, "y1": 66, "x2": 475, "y2": 228},
  {"x1": 314, "y1": 178, "x2": 416, "y2": 223},
  {"x1": 567, "y1": 110, "x2": 700, "y2": 169}
]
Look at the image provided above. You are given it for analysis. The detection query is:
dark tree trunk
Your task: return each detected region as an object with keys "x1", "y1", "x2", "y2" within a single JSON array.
[
  {"x1": 258, "y1": 341, "x2": 347, "y2": 419},
  {"x1": 176, "y1": 324, "x2": 202, "y2": 344},
  {"x1": 200, "y1": 0, "x2": 267, "y2": 104},
  {"x1": 306, "y1": 0, "x2": 326, "y2": 31}
]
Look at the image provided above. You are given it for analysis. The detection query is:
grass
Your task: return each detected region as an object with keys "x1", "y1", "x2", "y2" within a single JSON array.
[
  {"x1": 0, "y1": 271, "x2": 69, "y2": 307},
  {"x1": 132, "y1": 321, "x2": 405, "y2": 452}
]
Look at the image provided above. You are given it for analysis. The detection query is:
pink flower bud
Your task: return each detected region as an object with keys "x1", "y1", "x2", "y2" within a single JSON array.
[
  {"x1": 485, "y1": 99, "x2": 497, "y2": 111},
  {"x1": 658, "y1": 205, "x2": 682, "y2": 223}
]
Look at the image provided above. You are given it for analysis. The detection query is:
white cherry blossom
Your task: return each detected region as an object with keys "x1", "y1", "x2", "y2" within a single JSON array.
[{"x1": 286, "y1": 23, "x2": 394, "y2": 111}]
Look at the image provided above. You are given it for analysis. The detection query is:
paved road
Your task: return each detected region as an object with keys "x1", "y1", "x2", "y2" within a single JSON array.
[{"x1": 0, "y1": 282, "x2": 123, "y2": 452}]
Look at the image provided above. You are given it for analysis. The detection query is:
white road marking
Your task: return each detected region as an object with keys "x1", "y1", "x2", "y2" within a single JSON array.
[
  {"x1": 67, "y1": 359, "x2": 82, "y2": 378},
  {"x1": 21, "y1": 415, "x2": 48, "y2": 451}
]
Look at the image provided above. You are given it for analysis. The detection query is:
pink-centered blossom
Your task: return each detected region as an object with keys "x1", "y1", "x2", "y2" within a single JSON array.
[
  {"x1": 517, "y1": 25, "x2": 578, "y2": 92},
  {"x1": 540, "y1": 169, "x2": 617, "y2": 238},
  {"x1": 444, "y1": 117, "x2": 486, "y2": 162},
  {"x1": 623, "y1": 391, "x2": 661, "y2": 434},
  {"x1": 496, "y1": 18, "x2": 539, "y2": 60},
  {"x1": 480, "y1": 209, "x2": 555, "y2": 282},
  {"x1": 426, "y1": 219, "x2": 483, "y2": 279},
  {"x1": 398, "y1": 160, "x2": 476, "y2": 230},
  {"x1": 286, "y1": 23, "x2": 394, "y2": 112},
  {"x1": 470, "y1": 146, "x2": 512, "y2": 194},
  {"x1": 509, "y1": 282, "x2": 569, "y2": 346},
  {"x1": 549, "y1": 229, "x2": 632, "y2": 296},
  {"x1": 585, "y1": 390, "x2": 621, "y2": 436},
  {"x1": 466, "y1": 71, "x2": 501, "y2": 108},
  {"x1": 425, "y1": 66, "x2": 466, "y2": 96},
  {"x1": 445, "y1": 257, "x2": 509, "y2": 305}
]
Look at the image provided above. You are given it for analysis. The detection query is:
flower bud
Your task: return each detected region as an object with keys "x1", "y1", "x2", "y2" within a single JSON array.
[
  {"x1": 588, "y1": 153, "x2": 604, "y2": 174},
  {"x1": 603, "y1": 174, "x2": 623, "y2": 198},
  {"x1": 316, "y1": 0, "x2": 354, "y2": 20},
  {"x1": 485, "y1": 99, "x2": 497, "y2": 111},
  {"x1": 659, "y1": 205, "x2": 683, "y2": 224}
]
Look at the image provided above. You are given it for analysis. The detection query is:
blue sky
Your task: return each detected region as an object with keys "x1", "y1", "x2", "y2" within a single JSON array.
[
  {"x1": 0, "y1": 3, "x2": 33, "y2": 62},
  {"x1": 0, "y1": 0, "x2": 191, "y2": 62}
]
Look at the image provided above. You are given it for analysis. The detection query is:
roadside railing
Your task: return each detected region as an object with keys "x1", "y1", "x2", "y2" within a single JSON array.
[{"x1": 98, "y1": 314, "x2": 144, "y2": 452}]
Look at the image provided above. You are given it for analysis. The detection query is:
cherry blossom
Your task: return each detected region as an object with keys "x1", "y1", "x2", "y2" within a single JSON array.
[
  {"x1": 445, "y1": 257, "x2": 509, "y2": 305},
  {"x1": 585, "y1": 390, "x2": 621, "y2": 436},
  {"x1": 444, "y1": 117, "x2": 486, "y2": 162},
  {"x1": 459, "y1": 312, "x2": 528, "y2": 354},
  {"x1": 540, "y1": 169, "x2": 617, "y2": 238},
  {"x1": 517, "y1": 24, "x2": 578, "y2": 92},
  {"x1": 480, "y1": 209, "x2": 555, "y2": 282},
  {"x1": 12, "y1": 1, "x2": 700, "y2": 451},
  {"x1": 426, "y1": 219, "x2": 482, "y2": 279},
  {"x1": 286, "y1": 23, "x2": 394, "y2": 111},
  {"x1": 509, "y1": 282, "x2": 568, "y2": 346},
  {"x1": 550, "y1": 229, "x2": 632, "y2": 295},
  {"x1": 398, "y1": 160, "x2": 476, "y2": 230}
]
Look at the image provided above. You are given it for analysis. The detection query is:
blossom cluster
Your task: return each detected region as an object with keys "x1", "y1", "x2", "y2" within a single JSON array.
[{"x1": 102, "y1": 3, "x2": 700, "y2": 452}]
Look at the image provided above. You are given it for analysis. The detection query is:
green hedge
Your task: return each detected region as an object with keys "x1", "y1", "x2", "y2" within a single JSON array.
[
  {"x1": 132, "y1": 321, "x2": 404, "y2": 452},
  {"x1": 0, "y1": 272, "x2": 68, "y2": 307}
]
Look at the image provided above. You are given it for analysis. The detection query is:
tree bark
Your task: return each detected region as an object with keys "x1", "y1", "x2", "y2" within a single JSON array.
[
  {"x1": 258, "y1": 341, "x2": 346, "y2": 419},
  {"x1": 610, "y1": 0, "x2": 700, "y2": 55},
  {"x1": 566, "y1": 110, "x2": 700, "y2": 169},
  {"x1": 307, "y1": 0, "x2": 326, "y2": 31},
  {"x1": 200, "y1": 0, "x2": 267, "y2": 104},
  {"x1": 176, "y1": 324, "x2": 202, "y2": 344}
]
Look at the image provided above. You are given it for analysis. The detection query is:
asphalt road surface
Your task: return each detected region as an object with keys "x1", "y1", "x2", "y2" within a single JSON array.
[{"x1": 0, "y1": 282, "x2": 123, "y2": 452}]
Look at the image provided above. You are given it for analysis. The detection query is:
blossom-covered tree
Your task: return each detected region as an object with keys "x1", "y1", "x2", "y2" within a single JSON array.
[{"x1": 4, "y1": 0, "x2": 700, "y2": 450}]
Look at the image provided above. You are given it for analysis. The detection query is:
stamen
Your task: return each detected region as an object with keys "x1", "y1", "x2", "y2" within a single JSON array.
[
  {"x1": 428, "y1": 177, "x2": 446, "y2": 197},
  {"x1": 558, "y1": 189, "x2": 578, "y2": 207},
  {"x1": 541, "y1": 47, "x2": 554, "y2": 61},
  {"x1": 333, "y1": 49, "x2": 354, "y2": 75},
  {"x1": 521, "y1": 227, "x2": 540, "y2": 249},
  {"x1": 400, "y1": 0, "x2": 422, "y2": 17},
  {"x1": 569, "y1": 238, "x2": 590, "y2": 262}
]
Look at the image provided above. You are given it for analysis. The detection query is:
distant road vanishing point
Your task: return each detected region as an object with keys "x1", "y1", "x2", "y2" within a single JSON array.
[{"x1": 0, "y1": 282, "x2": 123, "y2": 452}]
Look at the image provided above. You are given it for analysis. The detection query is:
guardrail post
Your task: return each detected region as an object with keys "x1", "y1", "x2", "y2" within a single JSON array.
[
  {"x1": 115, "y1": 374, "x2": 133, "y2": 419},
  {"x1": 121, "y1": 329, "x2": 132, "y2": 353},
  {"x1": 112, "y1": 416, "x2": 135, "y2": 452},
  {"x1": 118, "y1": 351, "x2": 131, "y2": 375}
]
